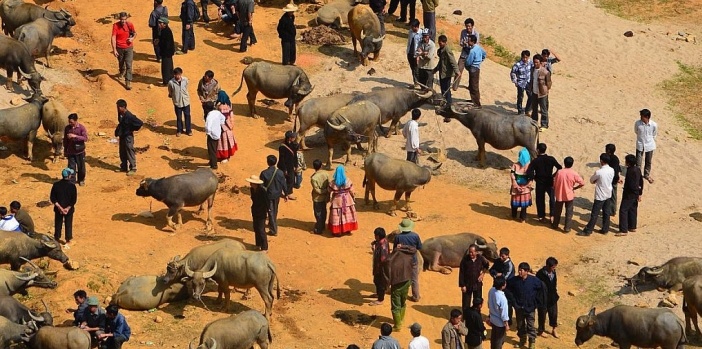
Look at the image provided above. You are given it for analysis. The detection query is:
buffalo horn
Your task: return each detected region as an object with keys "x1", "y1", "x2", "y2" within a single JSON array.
[
  {"x1": 371, "y1": 35, "x2": 385, "y2": 43},
  {"x1": 489, "y1": 237, "x2": 496, "y2": 243},
  {"x1": 44, "y1": 5, "x2": 50, "y2": 9},
  {"x1": 18, "y1": 66, "x2": 33, "y2": 79},
  {"x1": 299, "y1": 85, "x2": 314, "y2": 95},
  {"x1": 208, "y1": 338, "x2": 217, "y2": 349},
  {"x1": 202, "y1": 262, "x2": 218, "y2": 279},
  {"x1": 60, "y1": 8, "x2": 71, "y2": 16},
  {"x1": 184, "y1": 262, "x2": 195, "y2": 278},
  {"x1": 359, "y1": 29, "x2": 364, "y2": 38},
  {"x1": 413, "y1": 89, "x2": 433, "y2": 99},
  {"x1": 189, "y1": 339, "x2": 195, "y2": 349},
  {"x1": 449, "y1": 105, "x2": 467, "y2": 116},
  {"x1": 41, "y1": 239, "x2": 57, "y2": 249},
  {"x1": 292, "y1": 76, "x2": 300, "y2": 87},
  {"x1": 28, "y1": 311, "x2": 44, "y2": 322},
  {"x1": 15, "y1": 272, "x2": 38, "y2": 281},
  {"x1": 474, "y1": 239, "x2": 487, "y2": 249},
  {"x1": 19, "y1": 257, "x2": 40, "y2": 270},
  {"x1": 646, "y1": 267, "x2": 663, "y2": 275},
  {"x1": 327, "y1": 119, "x2": 345, "y2": 131},
  {"x1": 41, "y1": 300, "x2": 50, "y2": 313},
  {"x1": 42, "y1": 13, "x2": 60, "y2": 22}
]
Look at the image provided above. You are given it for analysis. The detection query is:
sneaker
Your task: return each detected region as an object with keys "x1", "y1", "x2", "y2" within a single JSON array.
[
  {"x1": 221, "y1": 159, "x2": 228, "y2": 164},
  {"x1": 115, "y1": 168, "x2": 128, "y2": 173},
  {"x1": 79, "y1": 181, "x2": 85, "y2": 187},
  {"x1": 576, "y1": 231, "x2": 592, "y2": 236},
  {"x1": 127, "y1": 170, "x2": 137, "y2": 176},
  {"x1": 187, "y1": 132, "x2": 193, "y2": 136}
]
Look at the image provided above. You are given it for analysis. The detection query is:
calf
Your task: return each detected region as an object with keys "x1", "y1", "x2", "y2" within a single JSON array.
[{"x1": 190, "y1": 310, "x2": 271, "y2": 349}]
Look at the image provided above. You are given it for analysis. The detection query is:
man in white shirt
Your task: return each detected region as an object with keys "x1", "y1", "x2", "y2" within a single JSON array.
[
  {"x1": 0, "y1": 207, "x2": 20, "y2": 232},
  {"x1": 635, "y1": 108, "x2": 657, "y2": 184},
  {"x1": 578, "y1": 153, "x2": 615, "y2": 236},
  {"x1": 204, "y1": 101, "x2": 225, "y2": 170},
  {"x1": 488, "y1": 276, "x2": 509, "y2": 349},
  {"x1": 402, "y1": 109, "x2": 421, "y2": 164},
  {"x1": 408, "y1": 323, "x2": 430, "y2": 349}
]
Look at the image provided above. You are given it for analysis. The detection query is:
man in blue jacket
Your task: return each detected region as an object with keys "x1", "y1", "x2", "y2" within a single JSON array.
[
  {"x1": 508, "y1": 262, "x2": 544, "y2": 349},
  {"x1": 99, "y1": 305, "x2": 131, "y2": 349}
]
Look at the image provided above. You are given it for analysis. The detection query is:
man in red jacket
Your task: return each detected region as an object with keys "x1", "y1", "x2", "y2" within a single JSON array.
[{"x1": 111, "y1": 12, "x2": 136, "y2": 90}]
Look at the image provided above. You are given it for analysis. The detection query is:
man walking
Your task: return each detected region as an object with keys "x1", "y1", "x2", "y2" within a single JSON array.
[
  {"x1": 526, "y1": 143, "x2": 562, "y2": 223},
  {"x1": 617, "y1": 154, "x2": 644, "y2": 237},
  {"x1": 464, "y1": 35, "x2": 486, "y2": 108},
  {"x1": 277, "y1": 3, "x2": 298, "y2": 65},
  {"x1": 115, "y1": 99, "x2": 142, "y2": 175},
  {"x1": 510, "y1": 50, "x2": 531, "y2": 115},
  {"x1": 50, "y1": 168, "x2": 77, "y2": 248},
  {"x1": 488, "y1": 276, "x2": 509, "y2": 349},
  {"x1": 419, "y1": 0, "x2": 437, "y2": 40},
  {"x1": 372, "y1": 323, "x2": 401, "y2": 349},
  {"x1": 237, "y1": 0, "x2": 257, "y2": 52},
  {"x1": 394, "y1": 218, "x2": 422, "y2": 302},
  {"x1": 458, "y1": 244, "x2": 489, "y2": 315},
  {"x1": 464, "y1": 298, "x2": 486, "y2": 349},
  {"x1": 605, "y1": 144, "x2": 622, "y2": 216},
  {"x1": 63, "y1": 113, "x2": 88, "y2": 186},
  {"x1": 157, "y1": 18, "x2": 175, "y2": 85},
  {"x1": 405, "y1": 19, "x2": 421, "y2": 88},
  {"x1": 179, "y1": 0, "x2": 197, "y2": 53},
  {"x1": 168, "y1": 67, "x2": 192, "y2": 137},
  {"x1": 635, "y1": 109, "x2": 657, "y2": 184},
  {"x1": 441, "y1": 309, "x2": 468, "y2": 349},
  {"x1": 111, "y1": 12, "x2": 136, "y2": 90},
  {"x1": 434, "y1": 34, "x2": 459, "y2": 109},
  {"x1": 197, "y1": 70, "x2": 220, "y2": 118},
  {"x1": 278, "y1": 131, "x2": 299, "y2": 200},
  {"x1": 508, "y1": 263, "x2": 544, "y2": 349},
  {"x1": 552, "y1": 156, "x2": 585, "y2": 233},
  {"x1": 402, "y1": 109, "x2": 421, "y2": 164},
  {"x1": 259, "y1": 155, "x2": 286, "y2": 236},
  {"x1": 204, "y1": 102, "x2": 225, "y2": 169},
  {"x1": 536, "y1": 257, "x2": 559, "y2": 339},
  {"x1": 527, "y1": 54, "x2": 552, "y2": 130},
  {"x1": 385, "y1": 243, "x2": 416, "y2": 330},
  {"x1": 370, "y1": 227, "x2": 389, "y2": 306},
  {"x1": 415, "y1": 29, "x2": 437, "y2": 90},
  {"x1": 245, "y1": 174, "x2": 268, "y2": 251},
  {"x1": 148, "y1": 0, "x2": 168, "y2": 62},
  {"x1": 578, "y1": 153, "x2": 615, "y2": 236},
  {"x1": 310, "y1": 159, "x2": 329, "y2": 234}
]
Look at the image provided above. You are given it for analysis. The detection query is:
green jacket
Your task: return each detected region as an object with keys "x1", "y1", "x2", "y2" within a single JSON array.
[
  {"x1": 421, "y1": 0, "x2": 438, "y2": 12},
  {"x1": 434, "y1": 46, "x2": 459, "y2": 79}
]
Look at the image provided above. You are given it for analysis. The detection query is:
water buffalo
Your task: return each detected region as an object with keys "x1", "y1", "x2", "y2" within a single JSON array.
[
  {"x1": 348, "y1": 87, "x2": 434, "y2": 137},
  {"x1": 0, "y1": 296, "x2": 52, "y2": 327},
  {"x1": 0, "y1": 315, "x2": 36, "y2": 347},
  {"x1": 231, "y1": 62, "x2": 314, "y2": 120},
  {"x1": 0, "y1": 93, "x2": 49, "y2": 161},
  {"x1": 163, "y1": 239, "x2": 246, "y2": 284},
  {"x1": 295, "y1": 92, "x2": 357, "y2": 150},
  {"x1": 0, "y1": 232, "x2": 69, "y2": 271},
  {"x1": 324, "y1": 101, "x2": 380, "y2": 168},
  {"x1": 190, "y1": 310, "x2": 271, "y2": 349},
  {"x1": 183, "y1": 249, "x2": 280, "y2": 319},
  {"x1": 15, "y1": 15, "x2": 75, "y2": 68},
  {"x1": 683, "y1": 275, "x2": 702, "y2": 336},
  {"x1": 41, "y1": 99, "x2": 68, "y2": 163},
  {"x1": 0, "y1": 259, "x2": 57, "y2": 296},
  {"x1": 437, "y1": 106, "x2": 539, "y2": 167},
  {"x1": 0, "y1": 0, "x2": 74, "y2": 36},
  {"x1": 362, "y1": 152, "x2": 433, "y2": 216},
  {"x1": 135, "y1": 168, "x2": 218, "y2": 232},
  {"x1": 575, "y1": 306, "x2": 686, "y2": 349},
  {"x1": 629, "y1": 257, "x2": 702, "y2": 292},
  {"x1": 316, "y1": 0, "x2": 355, "y2": 28},
  {"x1": 110, "y1": 275, "x2": 189, "y2": 311},
  {"x1": 0, "y1": 33, "x2": 43, "y2": 92},
  {"x1": 410, "y1": 233, "x2": 498, "y2": 274},
  {"x1": 25, "y1": 326, "x2": 91, "y2": 349},
  {"x1": 347, "y1": 5, "x2": 384, "y2": 66}
]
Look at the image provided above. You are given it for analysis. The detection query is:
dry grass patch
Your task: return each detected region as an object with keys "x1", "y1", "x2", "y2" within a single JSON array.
[
  {"x1": 594, "y1": 0, "x2": 702, "y2": 22},
  {"x1": 660, "y1": 62, "x2": 702, "y2": 140}
]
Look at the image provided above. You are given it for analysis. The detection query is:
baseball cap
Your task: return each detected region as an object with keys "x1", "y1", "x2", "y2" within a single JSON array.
[{"x1": 87, "y1": 296, "x2": 99, "y2": 306}]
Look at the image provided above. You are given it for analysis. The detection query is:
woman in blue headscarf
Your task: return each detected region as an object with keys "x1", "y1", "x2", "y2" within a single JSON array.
[
  {"x1": 216, "y1": 90, "x2": 231, "y2": 107},
  {"x1": 328, "y1": 165, "x2": 358, "y2": 236},
  {"x1": 510, "y1": 147, "x2": 533, "y2": 222}
]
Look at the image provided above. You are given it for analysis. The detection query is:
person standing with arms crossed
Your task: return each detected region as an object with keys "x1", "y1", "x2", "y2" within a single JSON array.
[
  {"x1": 63, "y1": 113, "x2": 88, "y2": 186},
  {"x1": 635, "y1": 108, "x2": 657, "y2": 184},
  {"x1": 111, "y1": 12, "x2": 136, "y2": 91},
  {"x1": 526, "y1": 143, "x2": 562, "y2": 224},
  {"x1": 50, "y1": 168, "x2": 77, "y2": 248},
  {"x1": 277, "y1": 3, "x2": 298, "y2": 65},
  {"x1": 536, "y1": 257, "x2": 560, "y2": 339},
  {"x1": 157, "y1": 18, "x2": 175, "y2": 85},
  {"x1": 458, "y1": 244, "x2": 489, "y2": 316}
]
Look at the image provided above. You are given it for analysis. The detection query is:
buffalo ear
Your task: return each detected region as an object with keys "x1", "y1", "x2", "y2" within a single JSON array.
[
  {"x1": 587, "y1": 307, "x2": 596, "y2": 317},
  {"x1": 180, "y1": 277, "x2": 190, "y2": 283}
]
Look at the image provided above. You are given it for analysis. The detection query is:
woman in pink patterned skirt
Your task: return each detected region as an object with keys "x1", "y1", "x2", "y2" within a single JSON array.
[
  {"x1": 328, "y1": 165, "x2": 358, "y2": 236},
  {"x1": 216, "y1": 102, "x2": 238, "y2": 163}
]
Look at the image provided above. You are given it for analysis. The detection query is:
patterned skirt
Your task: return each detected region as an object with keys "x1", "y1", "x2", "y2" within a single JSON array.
[
  {"x1": 328, "y1": 205, "x2": 359, "y2": 235},
  {"x1": 216, "y1": 123, "x2": 238, "y2": 160},
  {"x1": 511, "y1": 187, "x2": 532, "y2": 208}
]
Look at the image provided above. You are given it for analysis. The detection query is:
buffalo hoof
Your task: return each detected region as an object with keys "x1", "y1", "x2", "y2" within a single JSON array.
[
  {"x1": 439, "y1": 268, "x2": 452, "y2": 275},
  {"x1": 384, "y1": 134, "x2": 391, "y2": 138},
  {"x1": 387, "y1": 211, "x2": 397, "y2": 217},
  {"x1": 252, "y1": 115, "x2": 260, "y2": 119}
]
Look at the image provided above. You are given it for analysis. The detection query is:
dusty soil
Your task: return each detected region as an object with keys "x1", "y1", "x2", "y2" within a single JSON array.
[{"x1": 1, "y1": 0, "x2": 702, "y2": 348}]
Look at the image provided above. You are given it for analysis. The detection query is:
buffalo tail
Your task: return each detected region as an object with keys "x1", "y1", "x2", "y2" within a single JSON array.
[
  {"x1": 362, "y1": 174, "x2": 367, "y2": 188},
  {"x1": 230, "y1": 69, "x2": 246, "y2": 97},
  {"x1": 268, "y1": 326, "x2": 273, "y2": 343}
]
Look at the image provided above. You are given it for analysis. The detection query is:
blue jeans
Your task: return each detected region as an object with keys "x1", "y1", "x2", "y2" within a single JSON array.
[
  {"x1": 294, "y1": 172, "x2": 302, "y2": 189},
  {"x1": 175, "y1": 105, "x2": 192, "y2": 134},
  {"x1": 516, "y1": 86, "x2": 532, "y2": 114}
]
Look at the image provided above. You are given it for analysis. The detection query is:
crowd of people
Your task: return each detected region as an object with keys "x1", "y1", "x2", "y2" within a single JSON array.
[{"x1": 68, "y1": 291, "x2": 132, "y2": 349}]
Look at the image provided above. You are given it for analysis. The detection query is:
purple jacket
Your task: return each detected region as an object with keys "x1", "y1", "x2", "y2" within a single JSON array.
[{"x1": 63, "y1": 123, "x2": 88, "y2": 155}]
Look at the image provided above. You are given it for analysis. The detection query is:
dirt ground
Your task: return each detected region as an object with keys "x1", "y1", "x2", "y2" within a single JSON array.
[{"x1": 1, "y1": 0, "x2": 702, "y2": 347}]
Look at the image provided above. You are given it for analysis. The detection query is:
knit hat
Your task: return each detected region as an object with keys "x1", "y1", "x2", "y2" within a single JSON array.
[{"x1": 87, "y1": 296, "x2": 99, "y2": 306}]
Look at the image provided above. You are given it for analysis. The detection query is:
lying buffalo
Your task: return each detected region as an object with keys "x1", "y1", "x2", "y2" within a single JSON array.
[
  {"x1": 324, "y1": 101, "x2": 380, "y2": 168},
  {"x1": 363, "y1": 153, "x2": 433, "y2": 216},
  {"x1": 348, "y1": 87, "x2": 434, "y2": 137},
  {"x1": 0, "y1": 0, "x2": 74, "y2": 36},
  {"x1": 575, "y1": 306, "x2": 686, "y2": 349},
  {"x1": 110, "y1": 275, "x2": 189, "y2": 311},
  {"x1": 0, "y1": 315, "x2": 37, "y2": 347},
  {"x1": 683, "y1": 275, "x2": 702, "y2": 336},
  {"x1": 190, "y1": 310, "x2": 271, "y2": 349},
  {"x1": 348, "y1": 5, "x2": 384, "y2": 66},
  {"x1": 231, "y1": 61, "x2": 314, "y2": 120},
  {"x1": 295, "y1": 92, "x2": 357, "y2": 150},
  {"x1": 414, "y1": 233, "x2": 498, "y2": 274},
  {"x1": 25, "y1": 326, "x2": 91, "y2": 349},
  {"x1": 183, "y1": 249, "x2": 280, "y2": 319},
  {"x1": 0, "y1": 34, "x2": 43, "y2": 92},
  {"x1": 316, "y1": 0, "x2": 355, "y2": 28},
  {"x1": 0, "y1": 296, "x2": 51, "y2": 327},
  {"x1": 136, "y1": 168, "x2": 218, "y2": 232},
  {"x1": 0, "y1": 258, "x2": 57, "y2": 296},
  {"x1": 0, "y1": 93, "x2": 48, "y2": 161},
  {"x1": 629, "y1": 257, "x2": 702, "y2": 292},
  {"x1": 15, "y1": 14, "x2": 75, "y2": 68},
  {"x1": 41, "y1": 99, "x2": 68, "y2": 163},
  {"x1": 437, "y1": 106, "x2": 539, "y2": 167},
  {"x1": 0, "y1": 232, "x2": 69, "y2": 271},
  {"x1": 163, "y1": 239, "x2": 246, "y2": 284}
]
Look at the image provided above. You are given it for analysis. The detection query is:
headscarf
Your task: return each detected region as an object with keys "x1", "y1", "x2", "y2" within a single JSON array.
[
  {"x1": 216, "y1": 90, "x2": 231, "y2": 107},
  {"x1": 518, "y1": 147, "x2": 531, "y2": 167},
  {"x1": 333, "y1": 165, "x2": 347, "y2": 187}
]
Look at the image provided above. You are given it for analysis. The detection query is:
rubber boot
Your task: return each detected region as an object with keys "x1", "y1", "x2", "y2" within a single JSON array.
[
  {"x1": 392, "y1": 312, "x2": 402, "y2": 331},
  {"x1": 528, "y1": 340, "x2": 535, "y2": 349},
  {"x1": 400, "y1": 306, "x2": 406, "y2": 325}
]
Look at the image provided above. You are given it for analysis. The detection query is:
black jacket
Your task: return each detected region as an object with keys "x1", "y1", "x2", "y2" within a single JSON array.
[
  {"x1": 609, "y1": 154, "x2": 621, "y2": 185},
  {"x1": 158, "y1": 26, "x2": 176, "y2": 57},
  {"x1": 507, "y1": 275, "x2": 544, "y2": 312},
  {"x1": 277, "y1": 14, "x2": 296, "y2": 42},
  {"x1": 622, "y1": 165, "x2": 644, "y2": 199},
  {"x1": 50, "y1": 179, "x2": 77, "y2": 214},
  {"x1": 250, "y1": 186, "x2": 268, "y2": 219},
  {"x1": 489, "y1": 258, "x2": 515, "y2": 280},
  {"x1": 369, "y1": 0, "x2": 386, "y2": 13},
  {"x1": 535, "y1": 266, "x2": 559, "y2": 307},
  {"x1": 179, "y1": 0, "x2": 197, "y2": 24},
  {"x1": 464, "y1": 307, "x2": 486, "y2": 346},
  {"x1": 526, "y1": 154, "x2": 562, "y2": 187},
  {"x1": 259, "y1": 166, "x2": 286, "y2": 200},
  {"x1": 115, "y1": 110, "x2": 142, "y2": 137},
  {"x1": 277, "y1": 142, "x2": 298, "y2": 173}
]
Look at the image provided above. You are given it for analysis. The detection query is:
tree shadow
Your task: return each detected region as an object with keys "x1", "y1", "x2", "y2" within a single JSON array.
[
  {"x1": 445, "y1": 147, "x2": 512, "y2": 170},
  {"x1": 20, "y1": 172, "x2": 53, "y2": 183},
  {"x1": 319, "y1": 278, "x2": 375, "y2": 306},
  {"x1": 86, "y1": 155, "x2": 121, "y2": 172},
  {"x1": 359, "y1": 76, "x2": 408, "y2": 88},
  {"x1": 412, "y1": 304, "x2": 454, "y2": 319},
  {"x1": 469, "y1": 201, "x2": 549, "y2": 228},
  {"x1": 171, "y1": 146, "x2": 209, "y2": 160},
  {"x1": 216, "y1": 216, "x2": 249, "y2": 231}
]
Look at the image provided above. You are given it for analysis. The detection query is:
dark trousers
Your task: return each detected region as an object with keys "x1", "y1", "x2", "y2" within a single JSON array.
[
  {"x1": 206, "y1": 135, "x2": 218, "y2": 169},
  {"x1": 373, "y1": 273, "x2": 387, "y2": 302},
  {"x1": 67, "y1": 153, "x2": 86, "y2": 183},
  {"x1": 116, "y1": 47, "x2": 133, "y2": 81},
  {"x1": 584, "y1": 199, "x2": 612, "y2": 233},
  {"x1": 417, "y1": 69, "x2": 433, "y2": 90},
  {"x1": 529, "y1": 94, "x2": 549, "y2": 127},
  {"x1": 407, "y1": 53, "x2": 418, "y2": 84},
  {"x1": 609, "y1": 183, "x2": 618, "y2": 216},
  {"x1": 54, "y1": 211, "x2": 73, "y2": 242},
  {"x1": 461, "y1": 287, "x2": 482, "y2": 315},
  {"x1": 619, "y1": 197, "x2": 638, "y2": 232},
  {"x1": 406, "y1": 151, "x2": 418, "y2": 164},
  {"x1": 534, "y1": 184, "x2": 554, "y2": 219},
  {"x1": 253, "y1": 215, "x2": 268, "y2": 250},
  {"x1": 283, "y1": 170, "x2": 295, "y2": 196},
  {"x1": 490, "y1": 324, "x2": 506, "y2": 349},
  {"x1": 511, "y1": 206, "x2": 527, "y2": 220},
  {"x1": 151, "y1": 27, "x2": 161, "y2": 60},
  {"x1": 118, "y1": 135, "x2": 136, "y2": 171},
  {"x1": 537, "y1": 304, "x2": 558, "y2": 332},
  {"x1": 161, "y1": 56, "x2": 174, "y2": 85},
  {"x1": 516, "y1": 86, "x2": 532, "y2": 114},
  {"x1": 410, "y1": 261, "x2": 419, "y2": 299},
  {"x1": 388, "y1": 0, "x2": 400, "y2": 14},
  {"x1": 182, "y1": 27, "x2": 195, "y2": 52},
  {"x1": 440, "y1": 76, "x2": 452, "y2": 106},
  {"x1": 313, "y1": 201, "x2": 327, "y2": 234},
  {"x1": 422, "y1": 11, "x2": 435, "y2": 41},
  {"x1": 102, "y1": 334, "x2": 128, "y2": 349},
  {"x1": 200, "y1": 0, "x2": 222, "y2": 23},
  {"x1": 515, "y1": 308, "x2": 536, "y2": 342},
  {"x1": 281, "y1": 40, "x2": 296, "y2": 65},
  {"x1": 552, "y1": 200, "x2": 574, "y2": 231},
  {"x1": 267, "y1": 198, "x2": 280, "y2": 234},
  {"x1": 399, "y1": 0, "x2": 416, "y2": 20},
  {"x1": 636, "y1": 150, "x2": 653, "y2": 179},
  {"x1": 175, "y1": 105, "x2": 192, "y2": 134},
  {"x1": 375, "y1": 12, "x2": 386, "y2": 36},
  {"x1": 468, "y1": 67, "x2": 481, "y2": 107},
  {"x1": 239, "y1": 24, "x2": 256, "y2": 52}
]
